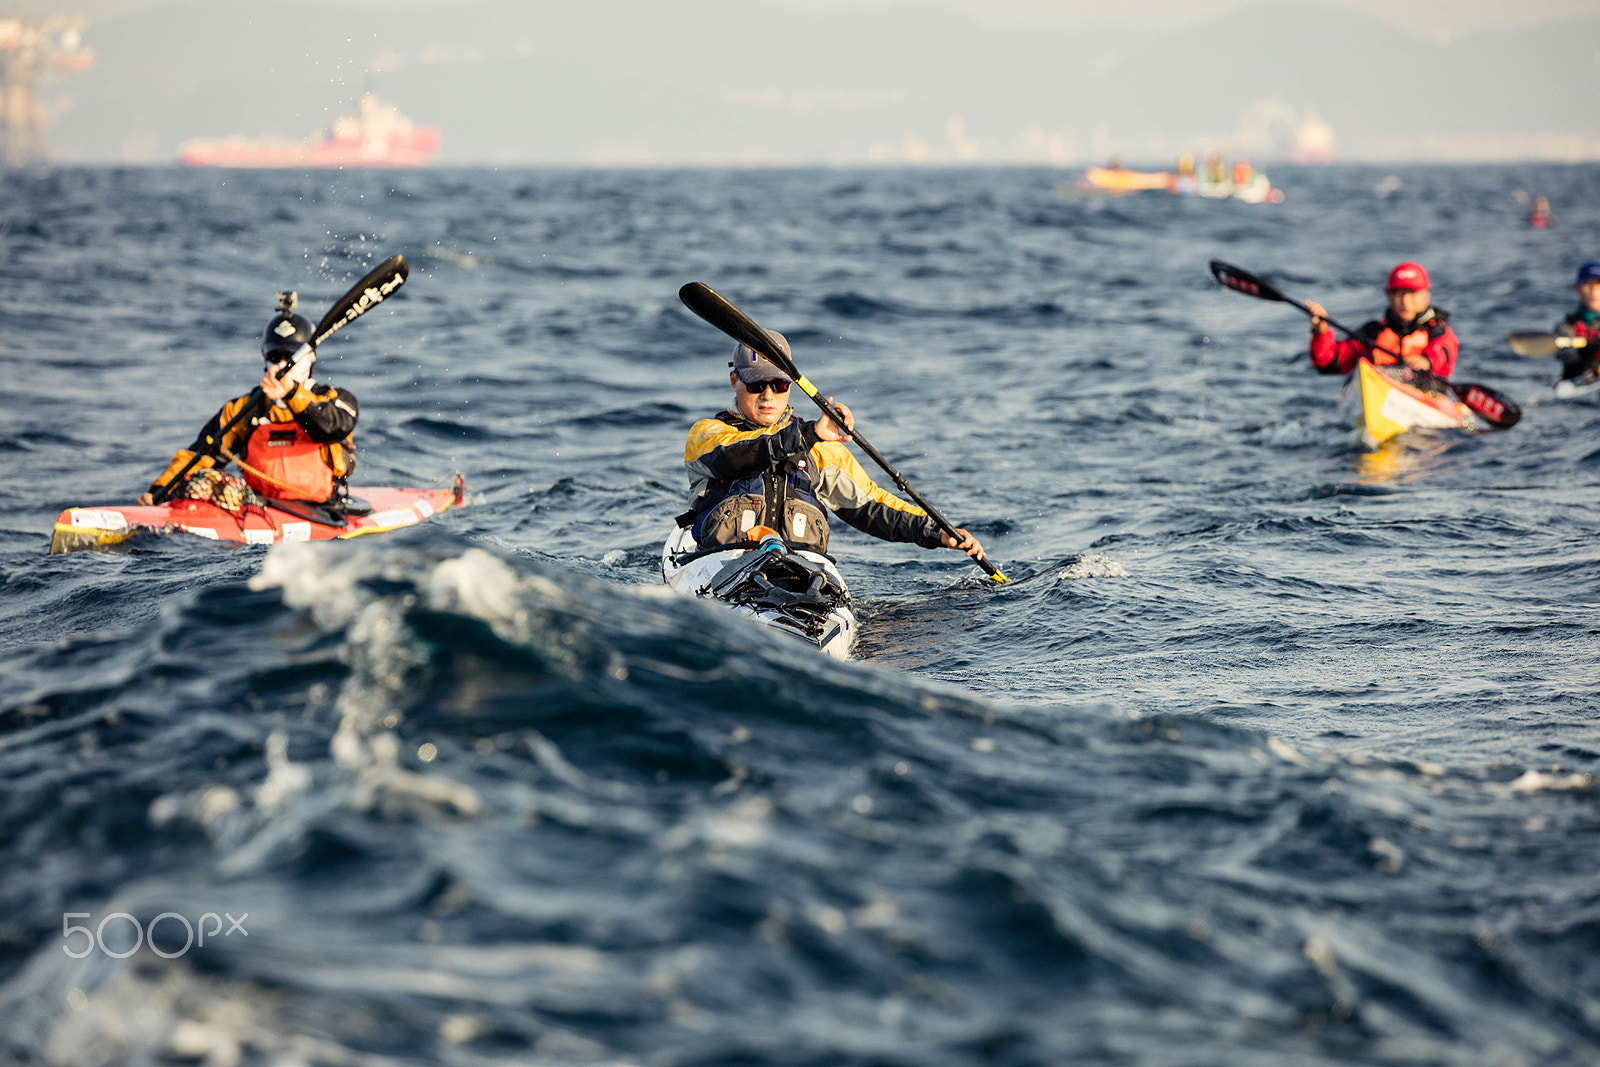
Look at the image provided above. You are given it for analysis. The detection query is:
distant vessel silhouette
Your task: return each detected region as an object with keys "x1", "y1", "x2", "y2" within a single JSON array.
[{"x1": 179, "y1": 93, "x2": 438, "y2": 168}]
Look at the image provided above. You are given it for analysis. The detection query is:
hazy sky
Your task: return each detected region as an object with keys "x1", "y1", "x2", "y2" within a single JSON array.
[
  {"x1": 17, "y1": 0, "x2": 1600, "y2": 165},
  {"x1": 774, "y1": 0, "x2": 1597, "y2": 39},
  {"x1": 23, "y1": 0, "x2": 1600, "y2": 39}
]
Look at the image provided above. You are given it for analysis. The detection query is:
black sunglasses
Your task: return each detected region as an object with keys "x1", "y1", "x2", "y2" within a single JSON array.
[{"x1": 743, "y1": 378, "x2": 790, "y2": 395}]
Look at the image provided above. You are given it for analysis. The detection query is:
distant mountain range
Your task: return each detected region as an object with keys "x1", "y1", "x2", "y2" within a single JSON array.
[{"x1": 38, "y1": 0, "x2": 1600, "y2": 165}]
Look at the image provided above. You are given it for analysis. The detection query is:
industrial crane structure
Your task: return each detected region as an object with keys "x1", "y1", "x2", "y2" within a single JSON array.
[{"x1": 0, "y1": 14, "x2": 92, "y2": 164}]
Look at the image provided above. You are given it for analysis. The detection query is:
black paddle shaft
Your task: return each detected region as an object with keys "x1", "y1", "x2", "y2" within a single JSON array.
[
  {"x1": 150, "y1": 386, "x2": 271, "y2": 505},
  {"x1": 150, "y1": 255, "x2": 410, "y2": 503},
  {"x1": 678, "y1": 282, "x2": 1008, "y2": 583},
  {"x1": 1208, "y1": 260, "x2": 1521, "y2": 430},
  {"x1": 1211, "y1": 260, "x2": 1374, "y2": 342}
]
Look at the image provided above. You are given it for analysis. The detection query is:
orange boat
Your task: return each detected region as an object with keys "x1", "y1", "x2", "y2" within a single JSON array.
[{"x1": 179, "y1": 93, "x2": 439, "y2": 168}]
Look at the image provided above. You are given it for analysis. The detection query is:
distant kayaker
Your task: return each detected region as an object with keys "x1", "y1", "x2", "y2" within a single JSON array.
[
  {"x1": 1529, "y1": 196, "x2": 1553, "y2": 229},
  {"x1": 1553, "y1": 261, "x2": 1600, "y2": 380},
  {"x1": 139, "y1": 293, "x2": 359, "y2": 506},
  {"x1": 1304, "y1": 262, "x2": 1459, "y2": 382},
  {"x1": 1170, "y1": 154, "x2": 1197, "y2": 195},
  {"x1": 680, "y1": 332, "x2": 987, "y2": 563}
]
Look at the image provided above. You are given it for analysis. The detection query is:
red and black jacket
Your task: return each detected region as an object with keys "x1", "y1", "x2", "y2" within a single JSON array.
[{"x1": 1310, "y1": 308, "x2": 1458, "y2": 378}]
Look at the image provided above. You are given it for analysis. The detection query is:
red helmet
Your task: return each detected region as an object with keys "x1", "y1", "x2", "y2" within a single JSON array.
[{"x1": 1386, "y1": 262, "x2": 1430, "y2": 292}]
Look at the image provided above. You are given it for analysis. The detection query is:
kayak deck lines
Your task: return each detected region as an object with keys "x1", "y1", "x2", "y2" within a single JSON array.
[{"x1": 661, "y1": 525, "x2": 857, "y2": 659}]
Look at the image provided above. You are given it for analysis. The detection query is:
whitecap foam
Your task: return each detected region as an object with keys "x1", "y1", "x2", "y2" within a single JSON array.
[{"x1": 1058, "y1": 554, "x2": 1130, "y2": 580}]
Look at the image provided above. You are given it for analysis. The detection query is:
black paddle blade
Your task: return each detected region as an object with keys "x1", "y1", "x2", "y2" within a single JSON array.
[
  {"x1": 1454, "y1": 382, "x2": 1521, "y2": 430},
  {"x1": 1505, "y1": 332, "x2": 1583, "y2": 358},
  {"x1": 1209, "y1": 260, "x2": 1286, "y2": 303},
  {"x1": 314, "y1": 253, "x2": 410, "y2": 347},
  {"x1": 678, "y1": 282, "x2": 802, "y2": 380}
]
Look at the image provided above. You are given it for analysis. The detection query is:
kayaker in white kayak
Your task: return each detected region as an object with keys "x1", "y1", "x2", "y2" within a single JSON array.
[
  {"x1": 138, "y1": 292, "x2": 359, "y2": 506},
  {"x1": 1303, "y1": 261, "x2": 1459, "y2": 384},
  {"x1": 1553, "y1": 261, "x2": 1600, "y2": 381},
  {"x1": 678, "y1": 331, "x2": 987, "y2": 563}
]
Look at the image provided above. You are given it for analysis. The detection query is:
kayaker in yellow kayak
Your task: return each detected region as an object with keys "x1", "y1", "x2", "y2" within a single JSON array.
[
  {"x1": 1303, "y1": 261, "x2": 1459, "y2": 382},
  {"x1": 138, "y1": 293, "x2": 359, "y2": 506}
]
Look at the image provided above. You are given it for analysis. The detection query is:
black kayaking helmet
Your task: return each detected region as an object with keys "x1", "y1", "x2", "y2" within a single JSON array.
[{"x1": 261, "y1": 290, "x2": 313, "y2": 360}]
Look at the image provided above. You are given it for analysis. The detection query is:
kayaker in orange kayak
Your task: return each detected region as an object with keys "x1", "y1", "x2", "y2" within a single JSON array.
[
  {"x1": 138, "y1": 292, "x2": 359, "y2": 506},
  {"x1": 1303, "y1": 261, "x2": 1459, "y2": 381}
]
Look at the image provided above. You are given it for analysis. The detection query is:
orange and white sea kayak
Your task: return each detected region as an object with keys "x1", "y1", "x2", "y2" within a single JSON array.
[
  {"x1": 49, "y1": 476, "x2": 465, "y2": 554},
  {"x1": 1339, "y1": 359, "x2": 1477, "y2": 444}
]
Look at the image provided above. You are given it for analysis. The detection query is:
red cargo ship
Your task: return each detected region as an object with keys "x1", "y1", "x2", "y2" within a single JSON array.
[{"x1": 179, "y1": 93, "x2": 438, "y2": 168}]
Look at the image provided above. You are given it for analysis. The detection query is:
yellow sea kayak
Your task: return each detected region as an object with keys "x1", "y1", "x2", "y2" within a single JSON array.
[
  {"x1": 1342, "y1": 359, "x2": 1477, "y2": 444},
  {"x1": 1081, "y1": 166, "x2": 1172, "y2": 193}
]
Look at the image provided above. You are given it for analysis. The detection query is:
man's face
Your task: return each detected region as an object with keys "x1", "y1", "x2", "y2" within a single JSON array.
[
  {"x1": 731, "y1": 372, "x2": 791, "y2": 427},
  {"x1": 1387, "y1": 287, "x2": 1431, "y2": 322},
  {"x1": 1576, "y1": 279, "x2": 1600, "y2": 312}
]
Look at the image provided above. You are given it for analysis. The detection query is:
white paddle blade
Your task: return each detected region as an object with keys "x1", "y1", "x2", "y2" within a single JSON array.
[{"x1": 1507, "y1": 332, "x2": 1585, "y2": 357}]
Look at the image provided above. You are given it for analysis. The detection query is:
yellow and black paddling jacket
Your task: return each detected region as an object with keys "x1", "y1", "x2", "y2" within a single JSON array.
[
  {"x1": 682, "y1": 406, "x2": 943, "y2": 554},
  {"x1": 149, "y1": 382, "x2": 358, "y2": 503}
]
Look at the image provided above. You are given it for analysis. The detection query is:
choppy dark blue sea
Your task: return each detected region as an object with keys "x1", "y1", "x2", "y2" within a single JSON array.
[{"x1": 3, "y1": 162, "x2": 1600, "y2": 1065}]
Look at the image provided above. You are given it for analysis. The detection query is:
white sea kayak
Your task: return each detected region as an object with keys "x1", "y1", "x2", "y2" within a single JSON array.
[
  {"x1": 661, "y1": 525, "x2": 857, "y2": 659},
  {"x1": 1553, "y1": 369, "x2": 1600, "y2": 400}
]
